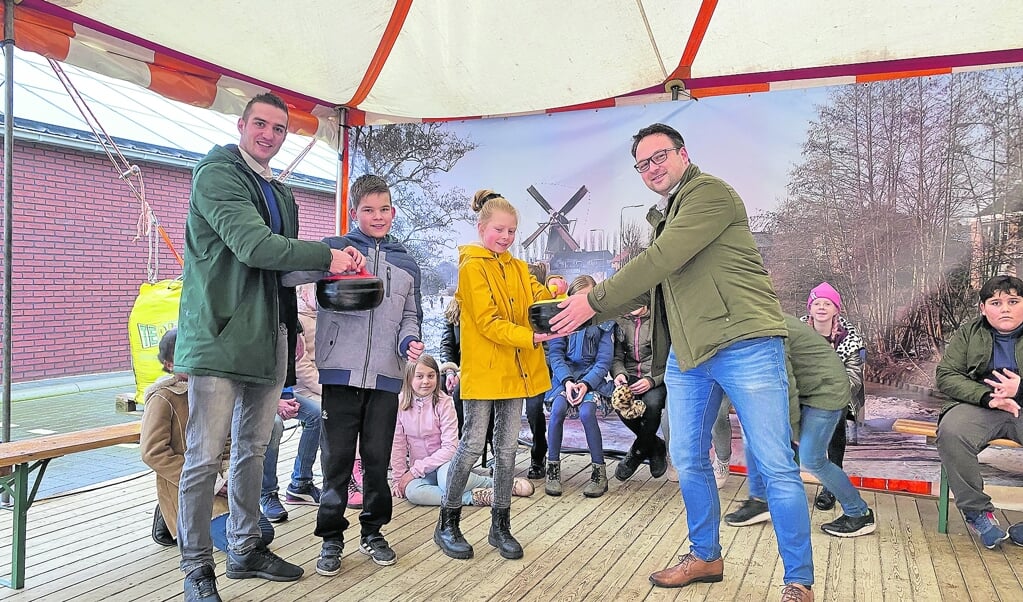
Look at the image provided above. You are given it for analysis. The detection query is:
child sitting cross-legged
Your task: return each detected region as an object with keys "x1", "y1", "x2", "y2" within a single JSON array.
[{"x1": 391, "y1": 353, "x2": 534, "y2": 507}]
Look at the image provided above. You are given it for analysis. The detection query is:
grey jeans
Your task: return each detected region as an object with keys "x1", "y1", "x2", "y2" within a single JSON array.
[
  {"x1": 442, "y1": 398, "x2": 520, "y2": 510},
  {"x1": 178, "y1": 324, "x2": 286, "y2": 573},
  {"x1": 936, "y1": 402, "x2": 1023, "y2": 515}
]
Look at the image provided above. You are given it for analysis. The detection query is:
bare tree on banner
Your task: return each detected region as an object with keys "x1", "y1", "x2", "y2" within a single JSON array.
[
  {"x1": 766, "y1": 70, "x2": 1023, "y2": 385},
  {"x1": 350, "y1": 123, "x2": 477, "y2": 292}
]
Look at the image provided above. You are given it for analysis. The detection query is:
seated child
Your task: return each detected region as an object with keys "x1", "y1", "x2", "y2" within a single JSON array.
[
  {"x1": 544, "y1": 275, "x2": 616, "y2": 499},
  {"x1": 391, "y1": 354, "x2": 534, "y2": 506},
  {"x1": 140, "y1": 328, "x2": 274, "y2": 551},
  {"x1": 936, "y1": 274, "x2": 1023, "y2": 549}
]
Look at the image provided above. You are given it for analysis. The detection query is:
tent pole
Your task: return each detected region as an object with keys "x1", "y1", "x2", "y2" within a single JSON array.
[
  {"x1": 2, "y1": 0, "x2": 15, "y2": 489},
  {"x1": 335, "y1": 108, "x2": 350, "y2": 236}
]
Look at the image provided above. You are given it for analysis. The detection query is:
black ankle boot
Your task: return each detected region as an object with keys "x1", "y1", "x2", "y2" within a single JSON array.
[
  {"x1": 488, "y1": 507, "x2": 523, "y2": 559},
  {"x1": 152, "y1": 503, "x2": 176, "y2": 547},
  {"x1": 434, "y1": 507, "x2": 473, "y2": 559}
]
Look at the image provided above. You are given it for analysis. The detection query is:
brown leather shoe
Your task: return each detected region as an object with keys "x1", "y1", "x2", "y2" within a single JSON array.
[
  {"x1": 648, "y1": 553, "x2": 724, "y2": 588},
  {"x1": 780, "y1": 583, "x2": 813, "y2": 601}
]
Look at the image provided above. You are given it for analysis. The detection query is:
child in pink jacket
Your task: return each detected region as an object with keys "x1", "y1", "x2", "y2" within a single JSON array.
[{"x1": 390, "y1": 354, "x2": 534, "y2": 506}]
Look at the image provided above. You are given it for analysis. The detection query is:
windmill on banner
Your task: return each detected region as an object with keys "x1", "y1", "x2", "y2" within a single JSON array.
[
  {"x1": 521, "y1": 185, "x2": 585, "y2": 257},
  {"x1": 520, "y1": 185, "x2": 612, "y2": 282}
]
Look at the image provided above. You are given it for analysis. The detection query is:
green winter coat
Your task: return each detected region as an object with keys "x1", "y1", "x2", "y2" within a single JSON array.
[
  {"x1": 784, "y1": 315, "x2": 852, "y2": 414},
  {"x1": 588, "y1": 163, "x2": 786, "y2": 373},
  {"x1": 936, "y1": 315, "x2": 1023, "y2": 418},
  {"x1": 175, "y1": 145, "x2": 332, "y2": 384}
]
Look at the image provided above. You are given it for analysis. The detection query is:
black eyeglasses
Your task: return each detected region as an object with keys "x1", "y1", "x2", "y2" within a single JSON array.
[{"x1": 634, "y1": 147, "x2": 681, "y2": 173}]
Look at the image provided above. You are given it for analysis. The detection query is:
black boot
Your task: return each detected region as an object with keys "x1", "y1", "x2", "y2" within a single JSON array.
[
  {"x1": 488, "y1": 507, "x2": 523, "y2": 559},
  {"x1": 434, "y1": 507, "x2": 474, "y2": 559},
  {"x1": 152, "y1": 503, "x2": 176, "y2": 547}
]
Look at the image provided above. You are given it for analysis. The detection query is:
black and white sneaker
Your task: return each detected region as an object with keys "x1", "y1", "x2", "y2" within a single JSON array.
[
  {"x1": 724, "y1": 498, "x2": 771, "y2": 526},
  {"x1": 316, "y1": 540, "x2": 343, "y2": 576},
  {"x1": 821, "y1": 510, "x2": 876, "y2": 538},
  {"x1": 359, "y1": 533, "x2": 397, "y2": 566}
]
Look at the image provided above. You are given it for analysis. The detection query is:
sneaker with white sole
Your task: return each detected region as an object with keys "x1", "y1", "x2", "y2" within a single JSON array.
[
  {"x1": 724, "y1": 498, "x2": 771, "y2": 526},
  {"x1": 259, "y1": 492, "x2": 288, "y2": 523},
  {"x1": 359, "y1": 533, "x2": 397, "y2": 566},
  {"x1": 316, "y1": 540, "x2": 343, "y2": 576},
  {"x1": 965, "y1": 511, "x2": 1009, "y2": 549},
  {"x1": 1009, "y1": 521, "x2": 1023, "y2": 546},
  {"x1": 821, "y1": 509, "x2": 876, "y2": 537},
  {"x1": 285, "y1": 482, "x2": 321, "y2": 506}
]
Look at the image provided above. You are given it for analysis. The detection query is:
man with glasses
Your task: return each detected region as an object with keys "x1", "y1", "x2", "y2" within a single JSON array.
[{"x1": 551, "y1": 123, "x2": 813, "y2": 601}]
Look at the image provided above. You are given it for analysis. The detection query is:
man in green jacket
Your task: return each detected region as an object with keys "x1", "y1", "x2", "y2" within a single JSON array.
[
  {"x1": 552, "y1": 123, "x2": 813, "y2": 601},
  {"x1": 936, "y1": 274, "x2": 1023, "y2": 550},
  {"x1": 175, "y1": 93, "x2": 364, "y2": 602}
]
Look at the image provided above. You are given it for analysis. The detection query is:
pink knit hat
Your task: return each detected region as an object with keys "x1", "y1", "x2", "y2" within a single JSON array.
[{"x1": 807, "y1": 282, "x2": 842, "y2": 312}]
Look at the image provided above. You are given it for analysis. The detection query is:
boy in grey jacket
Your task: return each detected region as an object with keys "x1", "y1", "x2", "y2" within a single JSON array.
[{"x1": 283, "y1": 174, "x2": 423, "y2": 576}]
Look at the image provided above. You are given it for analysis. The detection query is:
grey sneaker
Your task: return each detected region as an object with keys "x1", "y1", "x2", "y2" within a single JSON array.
[
  {"x1": 359, "y1": 533, "x2": 397, "y2": 566},
  {"x1": 316, "y1": 540, "x2": 343, "y2": 576},
  {"x1": 724, "y1": 498, "x2": 771, "y2": 527},
  {"x1": 183, "y1": 565, "x2": 221, "y2": 602},
  {"x1": 821, "y1": 509, "x2": 876, "y2": 537}
]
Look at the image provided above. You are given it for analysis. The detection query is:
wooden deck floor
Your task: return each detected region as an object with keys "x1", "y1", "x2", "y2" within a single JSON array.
[{"x1": 1, "y1": 438, "x2": 1021, "y2": 601}]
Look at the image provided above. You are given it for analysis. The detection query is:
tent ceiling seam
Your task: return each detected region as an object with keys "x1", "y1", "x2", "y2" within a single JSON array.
[
  {"x1": 636, "y1": 0, "x2": 668, "y2": 79},
  {"x1": 346, "y1": 0, "x2": 414, "y2": 108},
  {"x1": 667, "y1": 0, "x2": 718, "y2": 84}
]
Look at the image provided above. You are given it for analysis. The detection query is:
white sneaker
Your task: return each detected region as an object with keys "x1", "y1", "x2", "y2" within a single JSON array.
[{"x1": 712, "y1": 456, "x2": 730, "y2": 489}]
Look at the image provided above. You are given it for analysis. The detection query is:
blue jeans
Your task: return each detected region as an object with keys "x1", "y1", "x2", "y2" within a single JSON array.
[
  {"x1": 547, "y1": 391, "x2": 604, "y2": 464},
  {"x1": 178, "y1": 324, "x2": 286, "y2": 573},
  {"x1": 210, "y1": 513, "x2": 275, "y2": 552},
  {"x1": 404, "y1": 461, "x2": 493, "y2": 506},
  {"x1": 664, "y1": 338, "x2": 813, "y2": 586},
  {"x1": 262, "y1": 393, "x2": 321, "y2": 495},
  {"x1": 755, "y1": 406, "x2": 869, "y2": 517}
]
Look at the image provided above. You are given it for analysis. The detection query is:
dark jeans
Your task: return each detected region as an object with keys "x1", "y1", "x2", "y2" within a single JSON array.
[
  {"x1": 525, "y1": 393, "x2": 546, "y2": 464},
  {"x1": 827, "y1": 417, "x2": 847, "y2": 468},
  {"x1": 617, "y1": 384, "x2": 667, "y2": 459},
  {"x1": 315, "y1": 385, "x2": 398, "y2": 542},
  {"x1": 548, "y1": 392, "x2": 604, "y2": 464}
]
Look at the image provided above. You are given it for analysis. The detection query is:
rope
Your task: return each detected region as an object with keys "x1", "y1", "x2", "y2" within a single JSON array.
[
  {"x1": 277, "y1": 137, "x2": 318, "y2": 183},
  {"x1": 46, "y1": 59, "x2": 182, "y2": 281}
]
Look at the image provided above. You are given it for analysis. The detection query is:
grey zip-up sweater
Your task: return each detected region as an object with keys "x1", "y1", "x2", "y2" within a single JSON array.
[{"x1": 282, "y1": 228, "x2": 422, "y2": 393}]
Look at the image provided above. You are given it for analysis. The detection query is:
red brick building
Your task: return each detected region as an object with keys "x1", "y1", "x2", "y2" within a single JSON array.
[{"x1": 0, "y1": 128, "x2": 336, "y2": 382}]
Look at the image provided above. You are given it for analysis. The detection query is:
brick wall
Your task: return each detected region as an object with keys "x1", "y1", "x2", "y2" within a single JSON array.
[{"x1": 0, "y1": 139, "x2": 337, "y2": 382}]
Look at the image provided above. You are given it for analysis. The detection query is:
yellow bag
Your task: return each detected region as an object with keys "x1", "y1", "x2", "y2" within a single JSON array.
[{"x1": 128, "y1": 279, "x2": 181, "y2": 402}]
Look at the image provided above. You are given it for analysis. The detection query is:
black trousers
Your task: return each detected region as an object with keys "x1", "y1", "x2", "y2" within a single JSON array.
[
  {"x1": 315, "y1": 385, "x2": 398, "y2": 542},
  {"x1": 525, "y1": 393, "x2": 547, "y2": 464},
  {"x1": 618, "y1": 384, "x2": 667, "y2": 458}
]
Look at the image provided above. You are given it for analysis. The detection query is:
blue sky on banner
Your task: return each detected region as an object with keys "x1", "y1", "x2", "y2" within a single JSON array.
[{"x1": 436, "y1": 87, "x2": 828, "y2": 256}]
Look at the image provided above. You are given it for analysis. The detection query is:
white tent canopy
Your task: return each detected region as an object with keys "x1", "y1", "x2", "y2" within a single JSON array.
[{"x1": 7, "y1": 0, "x2": 1023, "y2": 138}]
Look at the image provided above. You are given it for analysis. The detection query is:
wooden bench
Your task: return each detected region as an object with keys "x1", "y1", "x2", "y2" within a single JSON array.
[
  {"x1": 0, "y1": 421, "x2": 141, "y2": 589},
  {"x1": 891, "y1": 418, "x2": 1021, "y2": 534}
]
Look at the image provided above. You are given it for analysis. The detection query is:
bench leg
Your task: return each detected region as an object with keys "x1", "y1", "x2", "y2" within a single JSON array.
[
  {"x1": 0, "y1": 465, "x2": 29, "y2": 589},
  {"x1": 0, "y1": 460, "x2": 49, "y2": 589},
  {"x1": 938, "y1": 464, "x2": 950, "y2": 534}
]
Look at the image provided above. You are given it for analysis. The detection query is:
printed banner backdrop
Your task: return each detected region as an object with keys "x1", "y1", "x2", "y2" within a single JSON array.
[{"x1": 376, "y1": 69, "x2": 1023, "y2": 486}]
